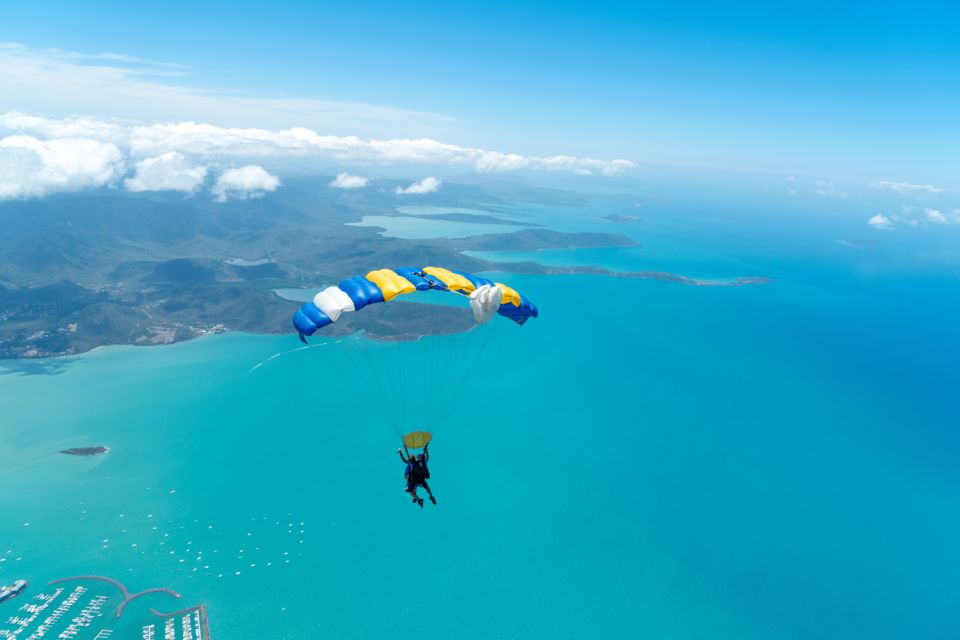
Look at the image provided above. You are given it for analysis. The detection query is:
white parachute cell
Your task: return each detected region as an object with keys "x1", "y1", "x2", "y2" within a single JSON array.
[
  {"x1": 313, "y1": 286, "x2": 356, "y2": 322},
  {"x1": 469, "y1": 284, "x2": 503, "y2": 324}
]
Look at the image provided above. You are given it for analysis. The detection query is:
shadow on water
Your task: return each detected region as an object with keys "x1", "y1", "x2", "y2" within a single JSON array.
[{"x1": 0, "y1": 357, "x2": 75, "y2": 377}]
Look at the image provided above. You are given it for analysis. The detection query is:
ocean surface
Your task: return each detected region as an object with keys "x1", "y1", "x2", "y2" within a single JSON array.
[{"x1": 2, "y1": 180, "x2": 959, "y2": 639}]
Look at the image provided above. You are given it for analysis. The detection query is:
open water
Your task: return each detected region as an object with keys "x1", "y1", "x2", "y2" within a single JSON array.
[{"x1": 1, "y1": 181, "x2": 958, "y2": 639}]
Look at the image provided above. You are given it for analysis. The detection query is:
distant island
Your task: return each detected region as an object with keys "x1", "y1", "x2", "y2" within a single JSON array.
[
  {"x1": 602, "y1": 214, "x2": 642, "y2": 223},
  {"x1": 534, "y1": 265, "x2": 773, "y2": 286},
  {"x1": 0, "y1": 178, "x2": 772, "y2": 358},
  {"x1": 61, "y1": 446, "x2": 110, "y2": 456},
  {"x1": 837, "y1": 238, "x2": 879, "y2": 250}
]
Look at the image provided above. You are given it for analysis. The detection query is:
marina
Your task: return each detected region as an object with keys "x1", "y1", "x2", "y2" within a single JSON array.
[{"x1": 0, "y1": 579, "x2": 210, "y2": 640}]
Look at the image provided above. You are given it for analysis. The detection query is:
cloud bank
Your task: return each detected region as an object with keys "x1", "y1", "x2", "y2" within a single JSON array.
[
  {"x1": 395, "y1": 176, "x2": 441, "y2": 195},
  {"x1": 0, "y1": 134, "x2": 124, "y2": 199},
  {"x1": 0, "y1": 112, "x2": 635, "y2": 201},
  {"x1": 0, "y1": 113, "x2": 633, "y2": 175}
]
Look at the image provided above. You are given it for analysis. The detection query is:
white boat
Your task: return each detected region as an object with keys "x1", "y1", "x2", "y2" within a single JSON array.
[{"x1": 0, "y1": 581, "x2": 27, "y2": 604}]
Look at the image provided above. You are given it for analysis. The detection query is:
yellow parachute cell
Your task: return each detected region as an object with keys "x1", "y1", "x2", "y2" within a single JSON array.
[
  {"x1": 422, "y1": 267, "x2": 475, "y2": 293},
  {"x1": 495, "y1": 282, "x2": 522, "y2": 306},
  {"x1": 403, "y1": 431, "x2": 432, "y2": 449},
  {"x1": 366, "y1": 269, "x2": 416, "y2": 301}
]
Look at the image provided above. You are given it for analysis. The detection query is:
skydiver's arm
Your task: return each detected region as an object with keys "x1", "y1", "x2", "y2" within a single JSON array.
[
  {"x1": 397, "y1": 448, "x2": 408, "y2": 463},
  {"x1": 423, "y1": 444, "x2": 429, "y2": 462}
]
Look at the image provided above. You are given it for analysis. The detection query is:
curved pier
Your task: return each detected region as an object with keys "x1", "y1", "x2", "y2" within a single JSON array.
[{"x1": 48, "y1": 576, "x2": 180, "y2": 618}]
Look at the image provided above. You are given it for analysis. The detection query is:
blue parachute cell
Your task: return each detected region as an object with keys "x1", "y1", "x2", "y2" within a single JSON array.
[
  {"x1": 497, "y1": 295, "x2": 539, "y2": 325},
  {"x1": 302, "y1": 302, "x2": 332, "y2": 329},
  {"x1": 394, "y1": 267, "x2": 433, "y2": 291},
  {"x1": 453, "y1": 270, "x2": 495, "y2": 289},
  {"x1": 338, "y1": 276, "x2": 385, "y2": 310},
  {"x1": 292, "y1": 309, "x2": 317, "y2": 335}
]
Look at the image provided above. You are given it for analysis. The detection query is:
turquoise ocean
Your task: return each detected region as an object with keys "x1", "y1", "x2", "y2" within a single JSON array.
[{"x1": 2, "y1": 181, "x2": 958, "y2": 639}]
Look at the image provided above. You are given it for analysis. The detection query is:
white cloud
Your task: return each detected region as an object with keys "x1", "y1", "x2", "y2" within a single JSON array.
[
  {"x1": 924, "y1": 208, "x2": 960, "y2": 225},
  {"x1": 0, "y1": 44, "x2": 634, "y2": 199},
  {"x1": 329, "y1": 173, "x2": 369, "y2": 189},
  {"x1": 867, "y1": 212, "x2": 937, "y2": 229},
  {"x1": 474, "y1": 151, "x2": 528, "y2": 172},
  {"x1": 0, "y1": 134, "x2": 124, "y2": 198},
  {"x1": 0, "y1": 111, "x2": 634, "y2": 201},
  {"x1": 601, "y1": 159, "x2": 636, "y2": 176},
  {"x1": 124, "y1": 151, "x2": 207, "y2": 193},
  {"x1": 212, "y1": 165, "x2": 280, "y2": 202},
  {"x1": 868, "y1": 214, "x2": 894, "y2": 230},
  {"x1": 871, "y1": 180, "x2": 943, "y2": 194},
  {"x1": 395, "y1": 176, "x2": 441, "y2": 195}
]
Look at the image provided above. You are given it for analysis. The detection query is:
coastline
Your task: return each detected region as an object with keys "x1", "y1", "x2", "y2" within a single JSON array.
[
  {"x1": 0, "y1": 190, "x2": 773, "y2": 361},
  {"x1": 0, "y1": 261, "x2": 773, "y2": 363}
]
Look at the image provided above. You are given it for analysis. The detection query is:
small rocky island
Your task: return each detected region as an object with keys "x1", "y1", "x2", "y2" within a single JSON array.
[
  {"x1": 602, "y1": 214, "x2": 642, "y2": 222},
  {"x1": 61, "y1": 446, "x2": 110, "y2": 456}
]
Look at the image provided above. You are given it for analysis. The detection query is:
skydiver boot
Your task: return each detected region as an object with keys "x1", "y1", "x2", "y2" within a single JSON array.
[{"x1": 418, "y1": 498, "x2": 425, "y2": 508}]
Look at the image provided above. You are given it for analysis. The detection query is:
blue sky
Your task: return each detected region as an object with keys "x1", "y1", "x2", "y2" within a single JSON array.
[{"x1": 2, "y1": 1, "x2": 959, "y2": 187}]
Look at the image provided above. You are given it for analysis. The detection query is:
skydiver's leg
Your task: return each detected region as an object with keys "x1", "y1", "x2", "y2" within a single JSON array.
[{"x1": 420, "y1": 481, "x2": 436, "y2": 504}]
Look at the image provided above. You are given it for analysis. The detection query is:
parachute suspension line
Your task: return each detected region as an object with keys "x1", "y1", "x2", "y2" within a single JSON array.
[
  {"x1": 445, "y1": 322, "x2": 487, "y2": 421},
  {"x1": 431, "y1": 321, "x2": 465, "y2": 428},
  {"x1": 367, "y1": 330, "x2": 408, "y2": 439},
  {"x1": 434, "y1": 322, "x2": 503, "y2": 426},
  {"x1": 419, "y1": 332, "x2": 435, "y2": 428},
  {"x1": 396, "y1": 305, "x2": 411, "y2": 429},
  {"x1": 417, "y1": 332, "x2": 429, "y2": 427},
  {"x1": 426, "y1": 325, "x2": 469, "y2": 430},
  {"x1": 446, "y1": 318, "x2": 515, "y2": 426},
  {"x1": 341, "y1": 334, "x2": 404, "y2": 436},
  {"x1": 416, "y1": 273, "x2": 484, "y2": 432},
  {"x1": 313, "y1": 338, "x2": 397, "y2": 432},
  {"x1": 388, "y1": 330, "x2": 407, "y2": 434},
  {"x1": 427, "y1": 328, "x2": 444, "y2": 426},
  {"x1": 378, "y1": 340, "x2": 407, "y2": 438},
  {"x1": 291, "y1": 267, "x2": 538, "y2": 441},
  {"x1": 430, "y1": 329, "x2": 464, "y2": 426}
]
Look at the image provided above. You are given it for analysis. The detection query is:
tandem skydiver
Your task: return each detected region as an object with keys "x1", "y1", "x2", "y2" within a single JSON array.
[{"x1": 397, "y1": 443, "x2": 436, "y2": 507}]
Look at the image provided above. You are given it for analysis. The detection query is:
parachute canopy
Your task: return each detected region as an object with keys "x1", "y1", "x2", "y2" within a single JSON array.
[
  {"x1": 403, "y1": 431, "x2": 432, "y2": 449},
  {"x1": 292, "y1": 266, "x2": 539, "y2": 337}
]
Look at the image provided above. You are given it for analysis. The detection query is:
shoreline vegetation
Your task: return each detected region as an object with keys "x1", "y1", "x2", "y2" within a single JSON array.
[{"x1": 0, "y1": 181, "x2": 772, "y2": 359}]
